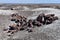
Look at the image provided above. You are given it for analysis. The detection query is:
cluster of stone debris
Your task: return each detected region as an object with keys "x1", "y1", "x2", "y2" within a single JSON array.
[{"x1": 3, "y1": 13, "x2": 58, "y2": 36}]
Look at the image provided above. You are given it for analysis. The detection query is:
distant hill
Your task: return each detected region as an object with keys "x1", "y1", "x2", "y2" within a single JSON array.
[{"x1": 0, "y1": 4, "x2": 60, "y2": 10}]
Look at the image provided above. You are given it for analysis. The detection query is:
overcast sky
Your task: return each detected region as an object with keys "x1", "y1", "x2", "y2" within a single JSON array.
[{"x1": 0, "y1": 0, "x2": 60, "y2": 3}]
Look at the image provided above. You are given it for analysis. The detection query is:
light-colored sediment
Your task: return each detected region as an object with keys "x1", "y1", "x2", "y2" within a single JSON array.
[{"x1": 0, "y1": 8, "x2": 60, "y2": 40}]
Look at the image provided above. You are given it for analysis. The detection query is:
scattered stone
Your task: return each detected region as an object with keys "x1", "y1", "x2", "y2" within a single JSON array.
[{"x1": 3, "y1": 13, "x2": 58, "y2": 35}]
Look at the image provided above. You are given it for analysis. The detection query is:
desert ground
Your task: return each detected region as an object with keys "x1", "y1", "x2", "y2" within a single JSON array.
[{"x1": 0, "y1": 4, "x2": 60, "y2": 40}]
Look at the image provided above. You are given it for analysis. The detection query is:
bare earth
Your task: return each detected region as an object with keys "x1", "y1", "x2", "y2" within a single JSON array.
[{"x1": 0, "y1": 6, "x2": 60, "y2": 40}]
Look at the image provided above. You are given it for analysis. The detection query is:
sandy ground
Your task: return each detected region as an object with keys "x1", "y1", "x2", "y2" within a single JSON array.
[{"x1": 0, "y1": 8, "x2": 60, "y2": 40}]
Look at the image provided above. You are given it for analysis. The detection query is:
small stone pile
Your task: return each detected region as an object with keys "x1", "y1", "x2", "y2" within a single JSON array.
[{"x1": 3, "y1": 13, "x2": 58, "y2": 35}]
